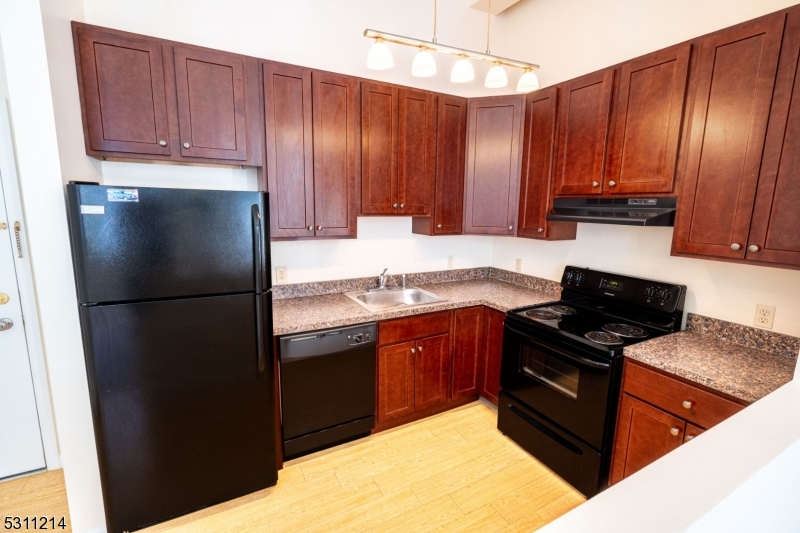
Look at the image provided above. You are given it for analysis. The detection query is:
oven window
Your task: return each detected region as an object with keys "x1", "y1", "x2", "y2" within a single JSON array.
[{"x1": 520, "y1": 346, "x2": 579, "y2": 400}]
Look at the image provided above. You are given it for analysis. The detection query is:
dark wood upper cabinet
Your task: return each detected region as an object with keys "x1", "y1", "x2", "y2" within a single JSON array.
[
  {"x1": 361, "y1": 82, "x2": 399, "y2": 215},
  {"x1": 673, "y1": 14, "x2": 785, "y2": 260},
  {"x1": 607, "y1": 44, "x2": 691, "y2": 194},
  {"x1": 747, "y1": 11, "x2": 800, "y2": 268},
  {"x1": 74, "y1": 24, "x2": 171, "y2": 156},
  {"x1": 174, "y1": 47, "x2": 248, "y2": 161},
  {"x1": 451, "y1": 307, "x2": 484, "y2": 400},
  {"x1": 263, "y1": 62, "x2": 314, "y2": 238},
  {"x1": 518, "y1": 87, "x2": 577, "y2": 241},
  {"x1": 414, "y1": 334, "x2": 451, "y2": 411},
  {"x1": 311, "y1": 72, "x2": 358, "y2": 238},
  {"x1": 397, "y1": 89, "x2": 436, "y2": 215},
  {"x1": 553, "y1": 69, "x2": 615, "y2": 196},
  {"x1": 463, "y1": 96, "x2": 525, "y2": 236},
  {"x1": 412, "y1": 95, "x2": 467, "y2": 236}
]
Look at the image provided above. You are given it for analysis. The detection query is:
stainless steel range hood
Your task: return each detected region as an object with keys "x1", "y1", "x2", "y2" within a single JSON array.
[{"x1": 546, "y1": 197, "x2": 678, "y2": 227}]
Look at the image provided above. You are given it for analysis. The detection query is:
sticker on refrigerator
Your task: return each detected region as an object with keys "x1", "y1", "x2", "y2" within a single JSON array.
[
  {"x1": 107, "y1": 188, "x2": 139, "y2": 202},
  {"x1": 80, "y1": 205, "x2": 105, "y2": 215}
]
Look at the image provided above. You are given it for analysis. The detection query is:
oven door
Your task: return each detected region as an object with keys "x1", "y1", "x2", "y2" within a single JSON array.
[{"x1": 500, "y1": 322, "x2": 613, "y2": 450}]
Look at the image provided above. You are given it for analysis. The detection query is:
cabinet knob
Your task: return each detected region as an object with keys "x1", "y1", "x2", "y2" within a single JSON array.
[
  {"x1": 437, "y1": 224, "x2": 442, "y2": 229},
  {"x1": 670, "y1": 427, "x2": 680, "y2": 437},
  {"x1": 537, "y1": 228, "x2": 544, "y2": 233},
  {"x1": 730, "y1": 243, "x2": 741, "y2": 251},
  {"x1": 682, "y1": 400, "x2": 693, "y2": 410},
  {"x1": 410, "y1": 348, "x2": 415, "y2": 353},
  {"x1": 183, "y1": 142, "x2": 190, "y2": 149},
  {"x1": 609, "y1": 180, "x2": 617, "y2": 187},
  {"x1": 400, "y1": 203, "x2": 405, "y2": 209},
  {"x1": 592, "y1": 181, "x2": 599, "y2": 187},
  {"x1": 685, "y1": 435, "x2": 695, "y2": 442},
  {"x1": 393, "y1": 203, "x2": 398, "y2": 208},
  {"x1": 418, "y1": 346, "x2": 423, "y2": 351},
  {"x1": 748, "y1": 245, "x2": 760, "y2": 253},
  {"x1": 158, "y1": 140, "x2": 167, "y2": 147},
  {"x1": 508, "y1": 226, "x2": 513, "y2": 230},
  {"x1": 316, "y1": 225, "x2": 323, "y2": 231},
  {"x1": 308, "y1": 226, "x2": 313, "y2": 231}
]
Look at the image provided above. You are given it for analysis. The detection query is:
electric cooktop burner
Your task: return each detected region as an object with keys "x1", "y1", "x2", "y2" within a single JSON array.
[
  {"x1": 547, "y1": 305, "x2": 577, "y2": 315},
  {"x1": 602, "y1": 323, "x2": 649, "y2": 338},
  {"x1": 525, "y1": 309, "x2": 562, "y2": 321},
  {"x1": 584, "y1": 331, "x2": 625, "y2": 346}
]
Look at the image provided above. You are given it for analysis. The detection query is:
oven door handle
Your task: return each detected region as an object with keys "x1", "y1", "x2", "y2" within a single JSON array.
[{"x1": 504, "y1": 323, "x2": 611, "y2": 369}]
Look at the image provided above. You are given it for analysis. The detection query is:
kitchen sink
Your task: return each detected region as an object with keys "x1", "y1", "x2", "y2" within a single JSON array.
[{"x1": 345, "y1": 287, "x2": 446, "y2": 312}]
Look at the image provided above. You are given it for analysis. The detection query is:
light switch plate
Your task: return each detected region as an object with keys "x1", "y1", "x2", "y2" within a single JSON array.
[
  {"x1": 515, "y1": 259, "x2": 522, "y2": 273},
  {"x1": 447, "y1": 256, "x2": 454, "y2": 269},
  {"x1": 275, "y1": 266, "x2": 288, "y2": 284},
  {"x1": 754, "y1": 304, "x2": 775, "y2": 329}
]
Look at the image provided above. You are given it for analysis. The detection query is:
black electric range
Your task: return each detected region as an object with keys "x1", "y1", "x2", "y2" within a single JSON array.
[{"x1": 498, "y1": 266, "x2": 686, "y2": 497}]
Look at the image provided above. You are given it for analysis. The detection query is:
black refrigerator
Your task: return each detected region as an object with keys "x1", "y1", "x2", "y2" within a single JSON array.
[{"x1": 65, "y1": 183, "x2": 278, "y2": 533}]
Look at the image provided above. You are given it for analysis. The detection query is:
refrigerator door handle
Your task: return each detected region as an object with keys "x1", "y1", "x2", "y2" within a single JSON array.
[{"x1": 252, "y1": 205, "x2": 265, "y2": 374}]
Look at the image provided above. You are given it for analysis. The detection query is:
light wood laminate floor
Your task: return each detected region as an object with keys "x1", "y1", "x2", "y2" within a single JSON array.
[{"x1": 1, "y1": 402, "x2": 585, "y2": 532}]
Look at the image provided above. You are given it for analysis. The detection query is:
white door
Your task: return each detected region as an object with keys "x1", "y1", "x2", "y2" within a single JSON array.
[{"x1": 0, "y1": 161, "x2": 45, "y2": 479}]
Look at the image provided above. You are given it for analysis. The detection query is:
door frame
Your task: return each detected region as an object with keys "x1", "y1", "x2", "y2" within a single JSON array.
[{"x1": 0, "y1": 100, "x2": 60, "y2": 470}]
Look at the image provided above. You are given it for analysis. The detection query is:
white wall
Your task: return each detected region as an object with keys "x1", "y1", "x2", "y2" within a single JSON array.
[{"x1": 0, "y1": 38, "x2": 8, "y2": 99}]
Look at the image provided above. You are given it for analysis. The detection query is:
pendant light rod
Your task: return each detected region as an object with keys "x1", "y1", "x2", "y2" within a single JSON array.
[
  {"x1": 486, "y1": 0, "x2": 491, "y2": 54},
  {"x1": 363, "y1": 28, "x2": 539, "y2": 71},
  {"x1": 433, "y1": 0, "x2": 438, "y2": 43}
]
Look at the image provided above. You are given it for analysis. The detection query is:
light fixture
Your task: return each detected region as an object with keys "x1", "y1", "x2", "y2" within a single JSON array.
[
  {"x1": 516, "y1": 68, "x2": 540, "y2": 93},
  {"x1": 412, "y1": 48, "x2": 437, "y2": 77},
  {"x1": 363, "y1": 0, "x2": 540, "y2": 84},
  {"x1": 485, "y1": 62, "x2": 508, "y2": 88},
  {"x1": 366, "y1": 38, "x2": 393, "y2": 70},
  {"x1": 451, "y1": 55, "x2": 475, "y2": 83}
]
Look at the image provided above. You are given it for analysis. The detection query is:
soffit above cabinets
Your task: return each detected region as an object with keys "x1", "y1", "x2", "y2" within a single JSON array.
[{"x1": 469, "y1": 0, "x2": 523, "y2": 15}]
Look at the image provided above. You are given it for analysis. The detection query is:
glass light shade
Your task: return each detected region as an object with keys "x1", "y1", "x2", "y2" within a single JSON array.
[
  {"x1": 411, "y1": 49, "x2": 437, "y2": 77},
  {"x1": 516, "y1": 69, "x2": 540, "y2": 93},
  {"x1": 366, "y1": 39, "x2": 393, "y2": 70},
  {"x1": 485, "y1": 63, "x2": 508, "y2": 88},
  {"x1": 450, "y1": 56, "x2": 475, "y2": 83}
]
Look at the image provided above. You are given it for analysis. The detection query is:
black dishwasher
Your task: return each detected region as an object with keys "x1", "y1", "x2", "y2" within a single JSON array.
[{"x1": 279, "y1": 323, "x2": 376, "y2": 459}]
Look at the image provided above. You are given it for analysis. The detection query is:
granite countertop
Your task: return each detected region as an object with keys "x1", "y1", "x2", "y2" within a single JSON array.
[
  {"x1": 272, "y1": 278, "x2": 560, "y2": 336},
  {"x1": 625, "y1": 316, "x2": 799, "y2": 403}
]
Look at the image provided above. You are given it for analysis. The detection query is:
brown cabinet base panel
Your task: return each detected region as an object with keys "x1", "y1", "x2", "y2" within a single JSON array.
[{"x1": 373, "y1": 394, "x2": 479, "y2": 434}]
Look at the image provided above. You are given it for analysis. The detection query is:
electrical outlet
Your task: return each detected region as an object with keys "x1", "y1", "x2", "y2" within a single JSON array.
[
  {"x1": 447, "y1": 256, "x2": 454, "y2": 269},
  {"x1": 515, "y1": 258, "x2": 522, "y2": 273},
  {"x1": 754, "y1": 304, "x2": 776, "y2": 329},
  {"x1": 275, "y1": 266, "x2": 288, "y2": 284}
]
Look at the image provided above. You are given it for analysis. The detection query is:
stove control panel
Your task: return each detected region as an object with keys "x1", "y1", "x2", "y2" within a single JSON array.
[{"x1": 561, "y1": 266, "x2": 686, "y2": 314}]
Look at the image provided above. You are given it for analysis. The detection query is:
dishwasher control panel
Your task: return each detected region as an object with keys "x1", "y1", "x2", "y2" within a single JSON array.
[{"x1": 348, "y1": 332, "x2": 372, "y2": 345}]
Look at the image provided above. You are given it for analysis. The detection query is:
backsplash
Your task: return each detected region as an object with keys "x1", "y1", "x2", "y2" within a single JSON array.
[
  {"x1": 686, "y1": 313, "x2": 800, "y2": 359},
  {"x1": 271, "y1": 267, "x2": 561, "y2": 299}
]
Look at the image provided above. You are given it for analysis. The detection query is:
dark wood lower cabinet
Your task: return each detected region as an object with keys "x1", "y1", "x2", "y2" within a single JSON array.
[
  {"x1": 377, "y1": 341, "x2": 416, "y2": 422},
  {"x1": 480, "y1": 308, "x2": 505, "y2": 405},
  {"x1": 609, "y1": 393, "x2": 685, "y2": 484},
  {"x1": 414, "y1": 334, "x2": 451, "y2": 411},
  {"x1": 451, "y1": 307, "x2": 484, "y2": 399}
]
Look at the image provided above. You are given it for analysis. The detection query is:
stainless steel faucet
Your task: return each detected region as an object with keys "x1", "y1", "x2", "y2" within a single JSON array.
[{"x1": 377, "y1": 268, "x2": 390, "y2": 290}]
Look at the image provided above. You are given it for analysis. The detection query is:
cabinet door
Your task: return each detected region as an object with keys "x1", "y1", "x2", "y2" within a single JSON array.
[
  {"x1": 414, "y1": 334, "x2": 451, "y2": 411},
  {"x1": 434, "y1": 95, "x2": 467, "y2": 234},
  {"x1": 463, "y1": 96, "x2": 525, "y2": 235},
  {"x1": 480, "y1": 308, "x2": 505, "y2": 405},
  {"x1": 748, "y1": 11, "x2": 800, "y2": 267},
  {"x1": 361, "y1": 82, "x2": 398, "y2": 214},
  {"x1": 74, "y1": 25, "x2": 170, "y2": 156},
  {"x1": 607, "y1": 44, "x2": 691, "y2": 194},
  {"x1": 174, "y1": 47, "x2": 248, "y2": 161},
  {"x1": 397, "y1": 89, "x2": 436, "y2": 216},
  {"x1": 312, "y1": 72, "x2": 358, "y2": 238},
  {"x1": 673, "y1": 14, "x2": 785, "y2": 259},
  {"x1": 553, "y1": 69, "x2": 615, "y2": 195},
  {"x1": 263, "y1": 62, "x2": 314, "y2": 238},
  {"x1": 451, "y1": 307, "x2": 484, "y2": 399},
  {"x1": 518, "y1": 87, "x2": 576, "y2": 241},
  {"x1": 609, "y1": 394, "x2": 685, "y2": 485},
  {"x1": 377, "y1": 341, "x2": 416, "y2": 422}
]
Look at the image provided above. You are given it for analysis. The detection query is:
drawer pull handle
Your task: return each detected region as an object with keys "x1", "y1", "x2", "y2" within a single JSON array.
[
  {"x1": 670, "y1": 427, "x2": 680, "y2": 437},
  {"x1": 682, "y1": 400, "x2": 693, "y2": 410}
]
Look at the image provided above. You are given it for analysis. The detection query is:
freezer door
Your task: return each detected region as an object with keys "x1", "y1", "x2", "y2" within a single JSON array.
[
  {"x1": 79, "y1": 294, "x2": 277, "y2": 533},
  {"x1": 66, "y1": 183, "x2": 268, "y2": 303}
]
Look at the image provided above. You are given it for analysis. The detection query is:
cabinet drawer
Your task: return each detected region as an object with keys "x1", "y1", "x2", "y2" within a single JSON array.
[
  {"x1": 379, "y1": 311, "x2": 450, "y2": 346},
  {"x1": 623, "y1": 361, "x2": 745, "y2": 429}
]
